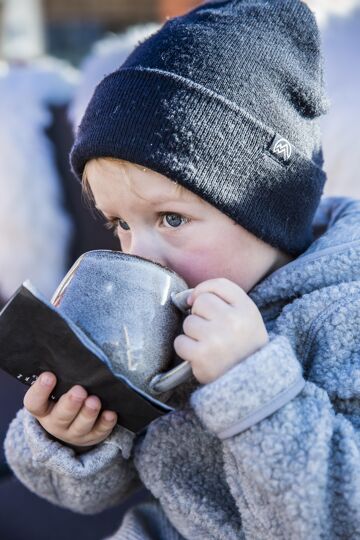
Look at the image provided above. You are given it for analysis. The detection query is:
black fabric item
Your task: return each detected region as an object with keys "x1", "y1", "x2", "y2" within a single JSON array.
[{"x1": 0, "y1": 286, "x2": 171, "y2": 434}]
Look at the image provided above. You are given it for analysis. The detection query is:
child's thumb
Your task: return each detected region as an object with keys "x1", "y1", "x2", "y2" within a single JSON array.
[{"x1": 171, "y1": 288, "x2": 193, "y2": 313}]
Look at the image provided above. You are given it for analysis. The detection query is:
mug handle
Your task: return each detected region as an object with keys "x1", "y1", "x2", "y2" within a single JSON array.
[{"x1": 149, "y1": 289, "x2": 193, "y2": 395}]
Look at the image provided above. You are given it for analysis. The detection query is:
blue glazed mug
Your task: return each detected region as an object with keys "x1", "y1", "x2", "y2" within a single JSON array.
[{"x1": 51, "y1": 250, "x2": 193, "y2": 397}]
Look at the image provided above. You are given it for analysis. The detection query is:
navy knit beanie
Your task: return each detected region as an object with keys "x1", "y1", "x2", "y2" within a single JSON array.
[{"x1": 70, "y1": 0, "x2": 329, "y2": 255}]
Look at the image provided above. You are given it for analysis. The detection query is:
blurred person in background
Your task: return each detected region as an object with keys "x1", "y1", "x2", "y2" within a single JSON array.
[{"x1": 0, "y1": 0, "x2": 75, "y2": 308}]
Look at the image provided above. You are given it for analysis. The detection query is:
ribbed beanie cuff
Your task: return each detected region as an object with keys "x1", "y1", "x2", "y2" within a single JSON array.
[{"x1": 70, "y1": 0, "x2": 328, "y2": 256}]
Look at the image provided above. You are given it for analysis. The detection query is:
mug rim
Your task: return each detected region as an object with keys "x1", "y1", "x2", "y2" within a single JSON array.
[
  {"x1": 51, "y1": 249, "x2": 188, "y2": 306},
  {"x1": 80, "y1": 249, "x2": 185, "y2": 281}
]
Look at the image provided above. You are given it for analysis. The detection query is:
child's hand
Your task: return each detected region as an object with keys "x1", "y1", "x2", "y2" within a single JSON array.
[
  {"x1": 174, "y1": 278, "x2": 269, "y2": 384},
  {"x1": 23, "y1": 372, "x2": 118, "y2": 452}
]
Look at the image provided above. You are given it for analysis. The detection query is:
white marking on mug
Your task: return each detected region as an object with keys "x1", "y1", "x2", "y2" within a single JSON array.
[{"x1": 160, "y1": 275, "x2": 172, "y2": 306}]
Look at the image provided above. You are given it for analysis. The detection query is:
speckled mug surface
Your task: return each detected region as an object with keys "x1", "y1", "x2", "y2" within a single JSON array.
[{"x1": 51, "y1": 250, "x2": 189, "y2": 397}]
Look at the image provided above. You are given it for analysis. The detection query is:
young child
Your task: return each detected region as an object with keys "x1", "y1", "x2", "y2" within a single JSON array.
[{"x1": 5, "y1": 1, "x2": 360, "y2": 538}]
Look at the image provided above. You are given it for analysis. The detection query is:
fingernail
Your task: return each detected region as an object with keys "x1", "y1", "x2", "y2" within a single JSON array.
[
  {"x1": 40, "y1": 374, "x2": 53, "y2": 386},
  {"x1": 171, "y1": 288, "x2": 194, "y2": 312},
  {"x1": 70, "y1": 386, "x2": 86, "y2": 400},
  {"x1": 104, "y1": 412, "x2": 116, "y2": 422},
  {"x1": 86, "y1": 397, "x2": 99, "y2": 410}
]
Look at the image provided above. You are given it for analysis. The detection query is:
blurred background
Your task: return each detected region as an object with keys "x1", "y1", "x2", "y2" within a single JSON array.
[{"x1": 0, "y1": 1, "x2": 359, "y2": 538}]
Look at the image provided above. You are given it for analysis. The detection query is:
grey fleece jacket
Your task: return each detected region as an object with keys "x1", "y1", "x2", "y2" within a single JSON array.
[{"x1": 4, "y1": 197, "x2": 360, "y2": 540}]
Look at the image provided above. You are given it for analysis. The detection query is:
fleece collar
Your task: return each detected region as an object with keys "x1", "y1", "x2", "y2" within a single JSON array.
[{"x1": 250, "y1": 197, "x2": 360, "y2": 321}]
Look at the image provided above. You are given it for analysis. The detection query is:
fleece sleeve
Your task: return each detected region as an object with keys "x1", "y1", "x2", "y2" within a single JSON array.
[
  {"x1": 4, "y1": 407, "x2": 142, "y2": 514},
  {"x1": 191, "y1": 331, "x2": 360, "y2": 539}
]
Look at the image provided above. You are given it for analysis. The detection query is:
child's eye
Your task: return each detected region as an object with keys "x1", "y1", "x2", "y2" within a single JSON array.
[
  {"x1": 161, "y1": 213, "x2": 188, "y2": 228},
  {"x1": 104, "y1": 214, "x2": 188, "y2": 234},
  {"x1": 104, "y1": 218, "x2": 130, "y2": 235},
  {"x1": 118, "y1": 219, "x2": 130, "y2": 231}
]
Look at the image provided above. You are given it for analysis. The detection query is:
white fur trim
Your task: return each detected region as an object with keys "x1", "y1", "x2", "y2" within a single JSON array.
[{"x1": 0, "y1": 57, "x2": 79, "y2": 300}]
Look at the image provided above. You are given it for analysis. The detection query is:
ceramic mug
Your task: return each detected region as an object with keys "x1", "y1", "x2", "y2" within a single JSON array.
[{"x1": 51, "y1": 250, "x2": 193, "y2": 397}]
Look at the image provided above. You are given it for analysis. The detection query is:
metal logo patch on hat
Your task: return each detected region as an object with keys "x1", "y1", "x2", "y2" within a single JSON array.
[{"x1": 269, "y1": 134, "x2": 293, "y2": 164}]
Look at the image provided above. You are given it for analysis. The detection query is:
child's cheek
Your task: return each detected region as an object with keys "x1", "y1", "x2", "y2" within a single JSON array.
[{"x1": 172, "y1": 252, "x2": 221, "y2": 288}]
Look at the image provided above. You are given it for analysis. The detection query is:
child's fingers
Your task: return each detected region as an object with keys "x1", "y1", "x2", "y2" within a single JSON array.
[
  {"x1": 91, "y1": 410, "x2": 118, "y2": 437},
  {"x1": 48, "y1": 385, "x2": 88, "y2": 429},
  {"x1": 23, "y1": 372, "x2": 57, "y2": 417},
  {"x1": 190, "y1": 292, "x2": 227, "y2": 321},
  {"x1": 66, "y1": 395, "x2": 102, "y2": 437},
  {"x1": 24, "y1": 372, "x2": 117, "y2": 447},
  {"x1": 66, "y1": 406, "x2": 117, "y2": 448},
  {"x1": 190, "y1": 278, "x2": 246, "y2": 306}
]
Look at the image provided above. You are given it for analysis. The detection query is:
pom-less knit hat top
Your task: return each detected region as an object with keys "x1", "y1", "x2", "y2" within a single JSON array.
[{"x1": 70, "y1": 0, "x2": 329, "y2": 255}]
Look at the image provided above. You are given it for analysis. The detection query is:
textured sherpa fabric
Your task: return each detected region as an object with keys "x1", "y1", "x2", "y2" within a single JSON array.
[
  {"x1": 70, "y1": 0, "x2": 329, "y2": 255},
  {"x1": 4, "y1": 197, "x2": 360, "y2": 539}
]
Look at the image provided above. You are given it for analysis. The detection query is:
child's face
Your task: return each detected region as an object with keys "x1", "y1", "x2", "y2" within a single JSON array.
[{"x1": 86, "y1": 158, "x2": 289, "y2": 292}]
